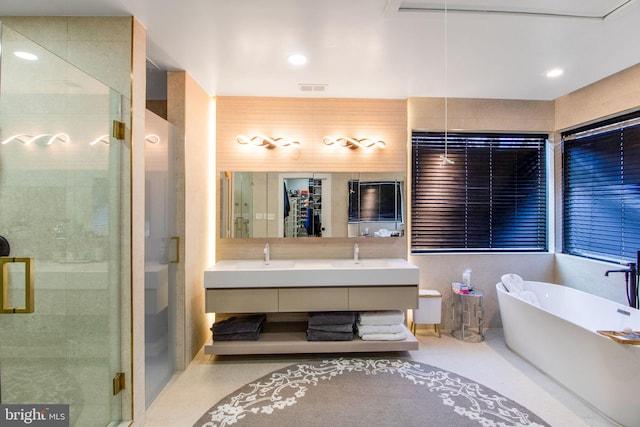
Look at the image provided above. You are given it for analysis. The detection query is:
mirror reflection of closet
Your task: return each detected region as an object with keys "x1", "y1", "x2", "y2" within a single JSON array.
[
  {"x1": 283, "y1": 177, "x2": 321, "y2": 237},
  {"x1": 279, "y1": 173, "x2": 331, "y2": 238}
]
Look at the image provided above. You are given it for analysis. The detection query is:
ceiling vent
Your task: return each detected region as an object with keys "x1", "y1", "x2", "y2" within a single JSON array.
[{"x1": 298, "y1": 84, "x2": 327, "y2": 92}]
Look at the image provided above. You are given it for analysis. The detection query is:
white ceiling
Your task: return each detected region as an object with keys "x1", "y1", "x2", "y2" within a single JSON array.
[{"x1": 2, "y1": 0, "x2": 640, "y2": 100}]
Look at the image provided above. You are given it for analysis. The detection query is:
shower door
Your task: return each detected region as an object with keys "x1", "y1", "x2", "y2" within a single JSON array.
[
  {"x1": 144, "y1": 110, "x2": 177, "y2": 407},
  {"x1": 0, "y1": 23, "x2": 131, "y2": 425}
]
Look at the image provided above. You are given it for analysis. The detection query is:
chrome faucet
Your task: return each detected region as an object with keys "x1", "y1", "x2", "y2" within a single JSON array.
[
  {"x1": 354, "y1": 243, "x2": 359, "y2": 264},
  {"x1": 264, "y1": 243, "x2": 270, "y2": 265}
]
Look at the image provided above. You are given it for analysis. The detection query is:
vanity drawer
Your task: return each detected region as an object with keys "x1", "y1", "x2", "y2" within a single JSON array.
[
  {"x1": 348, "y1": 286, "x2": 418, "y2": 310},
  {"x1": 279, "y1": 287, "x2": 349, "y2": 311},
  {"x1": 206, "y1": 288, "x2": 279, "y2": 313}
]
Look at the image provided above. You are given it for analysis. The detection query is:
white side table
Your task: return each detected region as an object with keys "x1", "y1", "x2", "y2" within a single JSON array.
[
  {"x1": 411, "y1": 289, "x2": 442, "y2": 337},
  {"x1": 451, "y1": 286, "x2": 484, "y2": 342}
]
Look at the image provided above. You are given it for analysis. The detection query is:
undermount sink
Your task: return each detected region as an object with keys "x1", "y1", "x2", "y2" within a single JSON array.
[{"x1": 204, "y1": 258, "x2": 419, "y2": 288}]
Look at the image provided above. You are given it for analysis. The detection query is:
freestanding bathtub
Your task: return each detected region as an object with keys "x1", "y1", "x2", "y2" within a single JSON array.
[{"x1": 496, "y1": 280, "x2": 640, "y2": 427}]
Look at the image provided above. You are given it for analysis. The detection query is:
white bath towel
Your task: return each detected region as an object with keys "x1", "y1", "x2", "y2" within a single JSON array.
[
  {"x1": 358, "y1": 310, "x2": 405, "y2": 326},
  {"x1": 501, "y1": 273, "x2": 524, "y2": 294},
  {"x1": 360, "y1": 331, "x2": 408, "y2": 341},
  {"x1": 356, "y1": 324, "x2": 405, "y2": 337}
]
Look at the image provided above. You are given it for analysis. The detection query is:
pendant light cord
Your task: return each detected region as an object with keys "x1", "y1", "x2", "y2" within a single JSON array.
[
  {"x1": 444, "y1": 0, "x2": 449, "y2": 159},
  {"x1": 438, "y1": 0, "x2": 453, "y2": 165}
]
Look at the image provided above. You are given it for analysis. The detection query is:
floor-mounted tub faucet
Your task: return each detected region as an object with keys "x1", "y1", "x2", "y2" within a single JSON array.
[
  {"x1": 605, "y1": 262, "x2": 638, "y2": 309},
  {"x1": 604, "y1": 267, "x2": 632, "y2": 277},
  {"x1": 354, "y1": 243, "x2": 359, "y2": 264},
  {"x1": 264, "y1": 243, "x2": 270, "y2": 265}
]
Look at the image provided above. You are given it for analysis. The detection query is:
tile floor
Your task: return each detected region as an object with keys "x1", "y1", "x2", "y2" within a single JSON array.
[{"x1": 144, "y1": 328, "x2": 617, "y2": 426}]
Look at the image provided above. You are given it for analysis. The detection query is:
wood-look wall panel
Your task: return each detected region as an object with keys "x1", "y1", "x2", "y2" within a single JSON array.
[{"x1": 217, "y1": 97, "x2": 407, "y2": 173}]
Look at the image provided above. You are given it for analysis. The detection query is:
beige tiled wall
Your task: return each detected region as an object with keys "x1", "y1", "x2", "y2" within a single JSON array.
[
  {"x1": 408, "y1": 97, "x2": 555, "y2": 132},
  {"x1": 555, "y1": 63, "x2": 640, "y2": 132},
  {"x1": 167, "y1": 71, "x2": 211, "y2": 368}
]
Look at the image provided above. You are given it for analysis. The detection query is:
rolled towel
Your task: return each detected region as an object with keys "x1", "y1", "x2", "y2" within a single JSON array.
[
  {"x1": 360, "y1": 331, "x2": 407, "y2": 341},
  {"x1": 358, "y1": 310, "x2": 405, "y2": 326},
  {"x1": 308, "y1": 311, "x2": 356, "y2": 326},
  {"x1": 501, "y1": 273, "x2": 524, "y2": 294},
  {"x1": 356, "y1": 323, "x2": 405, "y2": 337},
  {"x1": 308, "y1": 323, "x2": 354, "y2": 333}
]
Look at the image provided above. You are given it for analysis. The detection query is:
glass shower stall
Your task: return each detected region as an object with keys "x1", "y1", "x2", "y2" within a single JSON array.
[{"x1": 0, "y1": 22, "x2": 131, "y2": 425}]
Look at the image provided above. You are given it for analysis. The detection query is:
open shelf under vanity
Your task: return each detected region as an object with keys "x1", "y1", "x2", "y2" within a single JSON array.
[{"x1": 205, "y1": 321, "x2": 419, "y2": 355}]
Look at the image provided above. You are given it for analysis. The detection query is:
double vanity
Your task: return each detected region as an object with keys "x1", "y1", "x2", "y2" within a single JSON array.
[{"x1": 204, "y1": 257, "x2": 420, "y2": 355}]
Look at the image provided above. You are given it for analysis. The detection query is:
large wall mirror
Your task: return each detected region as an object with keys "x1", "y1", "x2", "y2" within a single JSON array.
[{"x1": 220, "y1": 171, "x2": 405, "y2": 239}]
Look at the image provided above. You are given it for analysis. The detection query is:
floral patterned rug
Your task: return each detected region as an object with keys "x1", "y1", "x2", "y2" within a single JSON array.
[{"x1": 193, "y1": 357, "x2": 549, "y2": 427}]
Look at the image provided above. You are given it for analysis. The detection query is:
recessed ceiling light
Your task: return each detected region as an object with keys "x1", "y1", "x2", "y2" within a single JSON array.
[
  {"x1": 14, "y1": 51, "x2": 38, "y2": 61},
  {"x1": 546, "y1": 68, "x2": 564, "y2": 78},
  {"x1": 288, "y1": 54, "x2": 307, "y2": 66}
]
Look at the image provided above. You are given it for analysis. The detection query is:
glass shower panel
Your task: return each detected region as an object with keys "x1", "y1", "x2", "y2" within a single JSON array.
[
  {"x1": 0, "y1": 23, "x2": 131, "y2": 425},
  {"x1": 144, "y1": 109, "x2": 177, "y2": 407}
]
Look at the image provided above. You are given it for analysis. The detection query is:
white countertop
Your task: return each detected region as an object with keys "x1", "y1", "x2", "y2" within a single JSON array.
[{"x1": 204, "y1": 258, "x2": 419, "y2": 288}]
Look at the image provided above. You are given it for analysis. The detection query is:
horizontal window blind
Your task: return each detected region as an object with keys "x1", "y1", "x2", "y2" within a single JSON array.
[
  {"x1": 411, "y1": 132, "x2": 547, "y2": 252},
  {"x1": 563, "y1": 113, "x2": 640, "y2": 263}
]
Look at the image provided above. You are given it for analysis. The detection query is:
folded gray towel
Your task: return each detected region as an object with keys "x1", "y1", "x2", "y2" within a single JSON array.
[
  {"x1": 308, "y1": 323, "x2": 354, "y2": 333},
  {"x1": 306, "y1": 329, "x2": 354, "y2": 341},
  {"x1": 211, "y1": 314, "x2": 266, "y2": 335},
  {"x1": 213, "y1": 331, "x2": 261, "y2": 341},
  {"x1": 307, "y1": 311, "x2": 356, "y2": 326}
]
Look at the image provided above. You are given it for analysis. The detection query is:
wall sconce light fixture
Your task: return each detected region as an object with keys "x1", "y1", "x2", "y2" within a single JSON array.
[
  {"x1": 89, "y1": 134, "x2": 160, "y2": 145},
  {"x1": 1, "y1": 133, "x2": 69, "y2": 145},
  {"x1": 2, "y1": 132, "x2": 159, "y2": 146},
  {"x1": 89, "y1": 134, "x2": 110, "y2": 145},
  {"x1": 322, "y1": 136, "x2": 386, "y2": 150},
  {"x1": 235, "y1": 134, "x2": 300, "y2": 149},
  {"x1": 145, "y1": 134, "x2": 161, "y2": 144}
]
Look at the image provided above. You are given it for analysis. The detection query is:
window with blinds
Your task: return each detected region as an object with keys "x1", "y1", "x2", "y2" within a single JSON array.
[
  {"x1": 411, "y1": 132, "x2": 547, "y2": 253},
  {"x1": 562, "y1": 112, "x2": 640, "y2": 263}
]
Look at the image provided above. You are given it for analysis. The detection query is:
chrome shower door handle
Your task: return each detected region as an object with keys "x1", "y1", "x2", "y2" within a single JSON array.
[{"x1": 0, "y1": 257, "x2": 34, "y2": 314}]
